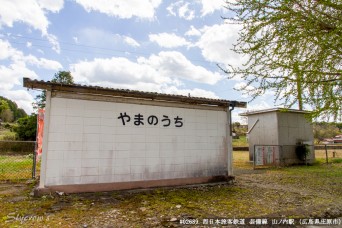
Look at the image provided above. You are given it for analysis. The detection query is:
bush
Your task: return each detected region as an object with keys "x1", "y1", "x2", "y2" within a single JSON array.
[
  {"x1": 13, "y1": 114, "x2": 37, "y2": 141},
  {"x1": 295, "y1": 143, "x2": 310, "y2": 161}
]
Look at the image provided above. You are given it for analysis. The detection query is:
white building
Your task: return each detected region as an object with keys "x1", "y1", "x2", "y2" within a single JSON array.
[
  {"x1": 241, "y1": 108, "x2": 315, "y2": 165},
  {"x1": 24, "y1": 78, "x2": 246, "y2": 193}
]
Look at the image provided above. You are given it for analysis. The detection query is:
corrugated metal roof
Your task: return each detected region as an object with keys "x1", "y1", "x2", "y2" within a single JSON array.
[
  {"x1": 23, "y1": 78, "x2": 247, "y2": 108},
  {"x1": 240, "y1": 108, "x2": 310, "y2": 116}
]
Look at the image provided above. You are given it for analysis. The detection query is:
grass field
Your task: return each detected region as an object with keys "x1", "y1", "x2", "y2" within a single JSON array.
[
  {"x1": 0, "y1": 147, "x2": 340, "y2": 181},
  {"x1": 0, "y1": 127, "x2": 16, "y2": 141},
  {"x1": 315, "y1": 150, "x2": 342, "y2": 163},
  {"x1": 233, "y1": 148, "x2": 342, "y2": 167},
  {"x1": 0, "y1": 150, "x2": 341, "y2": 227},
  {"x1": 232, "y1": 135, "x2": 248, "y2": 147},
  {"x1": 0, "y1": 155, "x2": 33, "y2": 180}
]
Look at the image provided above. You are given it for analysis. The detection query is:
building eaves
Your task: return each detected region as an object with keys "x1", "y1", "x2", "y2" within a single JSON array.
[{"x1": 23, "y1": 78, "x2": 247, "y2": 108}]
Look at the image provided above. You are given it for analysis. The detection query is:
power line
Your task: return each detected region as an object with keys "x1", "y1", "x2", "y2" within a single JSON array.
[
  {"x1": 8, "y1": 34, "x2": 146, "y2": 55},
  {"x1": 9, "y1": 40, "x2": 139, "y2": 60},
  {"x1": 3, "y1": 33, "x2": 221, "y2": 68}
]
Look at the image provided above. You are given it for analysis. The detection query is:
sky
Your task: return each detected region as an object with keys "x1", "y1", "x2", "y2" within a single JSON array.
[{"x1": 0, "y1": 0, "x2": 275, "y2": 122}]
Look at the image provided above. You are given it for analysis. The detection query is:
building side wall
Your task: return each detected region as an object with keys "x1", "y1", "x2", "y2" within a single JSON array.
[
  {"x1": 248, "y1": 112, "x2": 278, "y2": 160},
  {"x1": 277, "y1": 112, "x2": 315, "y2": 162},
  {"x1": 277, "y1": 112, "x2": 314, "y2": 145},
  {"x1": 247, "y1": 111, "x2": 314, "y2": 164},
  {"x1": 43, "y1": 97, "x2": 229, "y2": 187}
]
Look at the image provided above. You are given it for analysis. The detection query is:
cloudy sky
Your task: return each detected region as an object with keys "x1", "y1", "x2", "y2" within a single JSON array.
[{"x1": 0, "y1": 0, "x2": 274, "y2": 121}]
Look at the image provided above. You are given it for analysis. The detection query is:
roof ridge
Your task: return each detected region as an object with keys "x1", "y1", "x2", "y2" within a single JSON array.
[{"x1": 23, "y1": 77, "x2": 247, "y2": 108}]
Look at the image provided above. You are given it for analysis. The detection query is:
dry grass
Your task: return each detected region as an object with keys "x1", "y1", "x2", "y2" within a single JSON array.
[
  {"x1": 315, "y1": 150, "x2": 342, "y2": 158},
  {"x1": 0, "y1": 150, "x2": 341, "y2": 227},
  {"x1": 233, "y1": 151, "x2": 253, "y2": 170}
]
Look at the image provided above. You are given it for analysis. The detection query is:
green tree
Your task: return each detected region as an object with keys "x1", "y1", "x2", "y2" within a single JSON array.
[
  {"x1": 313, "y1": 122, "x2": 340, "y2": 144},
  {"x1": 1, "y1": 109, "x2": 14, "y2": 122},
  {"x1": 13, "y1": 114, "x2": 37, "y2": 141},
  {"x1": 0, "y1": 100, "x2": 10, "y2": 114},
  {"x1": 223, "y1": 0, "x2": 341, "y2": 120},
  {"x1": 0, "y1": 96, "x2": 27, "y2": 121},
  {"x1": 15, "y1": 108, "x2": 27, "y2": 119},
  {"x1": 34, "y1": 71, "x2": 74, "y2": 109},
  {"x1": 336, "y1": 122, "x2": 342, "y2": 131},
  {"x1": 0, "y1": 100, "x2": 14, "y2": 122},
  {"x1": 233, "y1": 122, "x2": 247, "y2": 136}
]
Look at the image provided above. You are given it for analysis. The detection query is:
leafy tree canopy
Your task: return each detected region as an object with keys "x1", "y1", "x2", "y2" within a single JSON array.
[
  {"x1": 35, "y1": 71, "x2": 74, "y2": 109},
  {"x1": 0, "y1": 96, "x2": 27, "y2": 122},
  {"x1": 313, "y1": 122, "x2": 341, "y2": 143},
  {"x1": 13, "y1": 114, "x2": 37, "y2": 141},
  {"x1": 0, "y1": 100, "x2": 9, "y2": 113},
  {"x1": 50, "y1": 71, "x2": 74, "y2": 84},
  {"x1": 223, "y1": 0, "x2": 341, "y2": 121}
]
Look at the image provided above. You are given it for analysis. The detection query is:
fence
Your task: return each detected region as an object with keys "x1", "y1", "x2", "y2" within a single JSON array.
[
  {"x1": 233, "y1": 145, "x2": 341, "y2": 168},
  {"x1": 253, "y1": 144, "x2": 316, "y2": 168},
  {"x1": 314, "y1": 145, "x2": 342, "y2": 164},
  {"x1": 0, "y1": 141, "x2": 36, "y2": 181}
]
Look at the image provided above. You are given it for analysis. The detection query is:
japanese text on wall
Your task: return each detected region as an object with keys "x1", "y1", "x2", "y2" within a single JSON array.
[{"x1": 118, "y1": 112, "x2": 183, "y2": 127}]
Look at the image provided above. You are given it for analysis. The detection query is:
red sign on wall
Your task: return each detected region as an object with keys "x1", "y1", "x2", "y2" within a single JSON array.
[{"x1": 36, "y1": 109, "x2": 44, "y2": 161}]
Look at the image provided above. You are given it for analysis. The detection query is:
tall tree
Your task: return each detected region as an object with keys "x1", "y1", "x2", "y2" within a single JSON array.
[
  {"x1": 34, "y1": 71, "x2": 74, "y2": 109},
  {"x1": 0, "y1": 96, "x2": 27, "y2": 120},
  {"x1": 1, "y1": 109, "x2": 14, "y2": 123},
  {"x1": 222, "y1": 0, "x2": 341, "y2": 120},
  {"x1": 0, "y1": 100, "x2": 14, "y2": 122}
]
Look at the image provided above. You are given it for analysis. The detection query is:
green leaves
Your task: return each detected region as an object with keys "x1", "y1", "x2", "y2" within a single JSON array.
[
  {"x1": 0, "y1": 97, "x2": 27, "y2": 122},
  {"x1": 223, "y1": 0, "x2": 342, "y2": 120},
  {"x1": 51, "y1": 71, "x2": 74, "y2": 84},
  {"x1": 34, "y1": 71, "x2": 74, "y2": 109},
  {"x1": 13, "y1": 114, "x2": 37, "y2": 141}
]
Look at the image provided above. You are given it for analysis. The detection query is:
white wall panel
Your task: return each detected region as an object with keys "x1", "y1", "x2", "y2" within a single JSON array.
[{"x1": 44, "y1": 97, "x2": 229, "y2": 186}]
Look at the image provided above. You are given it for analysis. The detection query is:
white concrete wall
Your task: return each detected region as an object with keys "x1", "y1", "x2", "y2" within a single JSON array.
[
  {"x1": 247, "y1": 111, "x2": 314, "y2": 163},
  {"x1": 43, "y1": 97, "x2": 228, "y2": 186},
  {"x1": 277, "y1": 112, "x2": 314, "y2": 145},
  {"x1": 277, "y1": 112, "x2": 315, "y2": 162},
  {"x1": 248, "y1": 112, "x2": 278, "y2": 160}
]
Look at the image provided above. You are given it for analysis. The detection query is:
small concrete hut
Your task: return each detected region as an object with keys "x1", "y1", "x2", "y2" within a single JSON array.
[{"x1": 241, "y1": 108, "x2": 315, "y2": 165}]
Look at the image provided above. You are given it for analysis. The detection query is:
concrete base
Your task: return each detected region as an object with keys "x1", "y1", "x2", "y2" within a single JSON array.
[{"x1": 34, "y1": 175, "x2": 234, "y2": 196}]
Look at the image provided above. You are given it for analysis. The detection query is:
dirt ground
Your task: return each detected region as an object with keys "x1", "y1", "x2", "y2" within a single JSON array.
[{"x1": 1, "y1": 152, "x2": 341, "y2": 227}]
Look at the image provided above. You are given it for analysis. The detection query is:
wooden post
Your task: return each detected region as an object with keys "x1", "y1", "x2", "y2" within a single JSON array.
[
  {"x1": 32, "y1": 143, "x2": 36, "y2": 179},
  {"x1": 253, "y1": 145, "x2": 255, "y2": 170},
  {"x1": 325, "y1": 145, "x2": 328, "y2": 164}
]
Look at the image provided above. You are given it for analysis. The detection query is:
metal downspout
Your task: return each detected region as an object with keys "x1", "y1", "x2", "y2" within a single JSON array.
[{"x1": 229, "y1": 101, "x2": 236, "y2": 136}]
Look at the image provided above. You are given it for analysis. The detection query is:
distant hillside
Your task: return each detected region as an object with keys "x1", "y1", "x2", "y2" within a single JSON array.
[{"x1": 0, "y1": 96, "x2": 27, "y2": 122}]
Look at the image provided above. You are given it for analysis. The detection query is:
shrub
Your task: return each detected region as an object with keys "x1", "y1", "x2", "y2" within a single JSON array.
[
  {"x1": 295, "y1": 143, "x2": 310, "y2": 161},
  {"x1": 13, "y1": 114, "x2": 37, "y2": 141}
]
